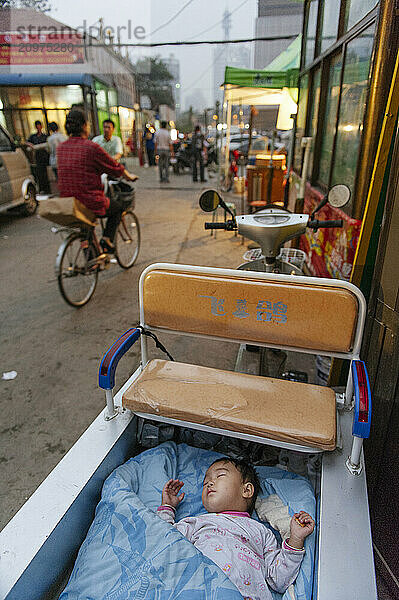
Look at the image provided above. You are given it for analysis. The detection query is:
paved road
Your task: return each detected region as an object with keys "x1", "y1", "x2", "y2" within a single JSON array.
[
  {"x1": 0, "y1": 165, "x2": 245, "y2": 529},
  {"x1": 0, "y1": 166, "x2": 392, "y2": 599}
]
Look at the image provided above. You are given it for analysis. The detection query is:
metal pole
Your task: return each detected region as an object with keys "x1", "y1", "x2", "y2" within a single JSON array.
[
  {"x1": 297, "y1": 136, "x2": 312, "y2": 211},
  {"x1": 218, "y1": 96, "x2": 227, "y2": 190},
  {"x1": 240, "y1": 153, "x2": 246, "y2": 243},
  {"x1": 247, "y1": 105, "x2": 254, "y2": 158},
  {"x1": 105, "y1": 389, "x2": 117, "y2": 420},
  {"x1": 284, "y1": 115, "x2": 296, "y2": 207},
  {"x1": 224, "y1": 100, "x2": 232, "y2": 178},
  {"x1": 266, "y1": 129, "x2": 276, "y2": 204},
  {"x1": 215, "y1": 100, "x2": 220, "y2": 163},
  {"x1": 347, "y1": 437, "x2": 363, "y2": 475}
]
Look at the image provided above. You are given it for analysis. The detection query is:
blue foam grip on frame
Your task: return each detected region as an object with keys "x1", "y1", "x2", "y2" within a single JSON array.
[
  {"x1": 351, "y1": 360, "x2": 372, "y2": 438},
  {"x1": 99, "y1": 328, "x2": 141, "y2": 390}
]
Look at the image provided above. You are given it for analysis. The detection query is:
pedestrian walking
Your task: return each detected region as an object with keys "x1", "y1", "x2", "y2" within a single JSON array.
[
  {"x1": 154, "y1": 121, "x2": 174, "y2": 183},
  {"x1": 92, "y1": 119, "x2": 123, "y2": 162},
  {"x1": 192, "y1": 125, "x2": 206, "y2": 183},
  {"x1": 28, "y1": 120, "x2": 50, "y2": 193},
  {"x1": 144, "y1": 125, "x2": 156, "y2": 166}
]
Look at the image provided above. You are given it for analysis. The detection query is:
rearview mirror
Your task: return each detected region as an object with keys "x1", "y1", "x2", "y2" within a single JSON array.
[
  {"x1": 199, "y1": 189, "x2": 222, "y2": 212},
  {"x1": 328, "y1": 184, "x2": 351, "y2": 209}
]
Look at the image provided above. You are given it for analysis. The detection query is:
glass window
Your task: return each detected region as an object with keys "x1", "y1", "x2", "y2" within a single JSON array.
[
  {"x1": 96, "y1": 89, "x2": 108, "y2": 111},
  {"x1": 46, "y1": 109, "x2": 68, "y2": 133},
  {"x1": 252, "y1": 138, "x2": 266, "y2": 150},
  {"x1": 0, "y1": 127, "x2": 12, "y2": 151},
  {"x1": 345, "y1": 0, "x2": 377, "y2": 31},
  {"x1": 0, "y1": 86, "x2": 43, "y2": 109},
  {"x1": 294, "y1": 74, "x2": 309, "y2": 172},
  {"x1": 3, "y1": 109, "x2": 24, "y2": 140},
  {"x1": 0, "y1": 98, "x2": 5, "y2": 130},
  {"x1": 108, "y1": 89, "x2": 117, "y2": 107},
  {"x1": 318, "y1": 53, "x2": 343, "y2": 184},
  {"x1": 306, "y1": 67, "x2": 321, "y2": 177},
  {"x1": 331, "y1": 25, "x2": 375, "y2": 200},
  {"x1": 304, "y1": 0, "x2": 319, "y2": 66},
  {"x1": 42, "y1": 86, "x2": 83, "y2": 109},
  {"x1": 320, "y1": 0, "x2": 341, "y2": 53},
  {"x1": 95, "y1": 81, "x2": 108, "y2": 111},
  {"x1": 21, "y1": 110, "x2": 46, "y2": 139}
]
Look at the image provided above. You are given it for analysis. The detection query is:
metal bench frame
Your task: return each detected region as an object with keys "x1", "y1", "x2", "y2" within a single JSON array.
[{"x1": 101, "y1": 263, "x2": 370, "y2": 472}]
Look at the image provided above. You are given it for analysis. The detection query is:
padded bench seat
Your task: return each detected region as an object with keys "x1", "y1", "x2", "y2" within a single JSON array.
[{"x1": 123, "y1": 359, "x2": 337, "y2": 451}]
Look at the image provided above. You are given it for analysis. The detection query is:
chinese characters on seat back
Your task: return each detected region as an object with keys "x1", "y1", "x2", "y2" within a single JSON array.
[{"x1": 199, "y1": 296, "x2": 288, "y2": 324}]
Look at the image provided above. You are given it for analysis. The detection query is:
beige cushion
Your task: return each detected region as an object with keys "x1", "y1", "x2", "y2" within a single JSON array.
[{"x1": 123, "y1": 359, "x2": 337, "y2": 451}]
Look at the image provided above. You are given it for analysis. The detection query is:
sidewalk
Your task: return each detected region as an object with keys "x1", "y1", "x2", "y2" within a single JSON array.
[{"x1": 130, "y1": 160, "x2": 247, "y2": 270}]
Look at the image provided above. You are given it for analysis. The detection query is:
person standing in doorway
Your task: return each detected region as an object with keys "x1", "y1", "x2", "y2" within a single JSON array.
[
  {"x1": 192, "y1": 125, "x2": 206, "y2": 183},
  {"x1": 92, "y1": 119, "x2": 123, "y2": 162},
  {"x1": 46, "y1": 122, "x2": 67, "y2": 180},
  {"x1": 27, "y1": 122, "x2": 67, "y2": 181},
  {"x1": 154, "y1": 121, "x2": 173, "y2": 183},
  {"x1": 28, "y1": 120, "x2": 50, "y2": 193}
]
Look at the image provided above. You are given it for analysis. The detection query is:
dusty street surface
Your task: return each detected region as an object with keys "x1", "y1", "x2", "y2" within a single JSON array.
[{"x1": 0, "y1": 164, "x2": 246, "y2": 529}]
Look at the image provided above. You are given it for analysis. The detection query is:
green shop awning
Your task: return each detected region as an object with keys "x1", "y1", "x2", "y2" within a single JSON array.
[{"x1": 223, "y1": 66, "x2": 299, "y2": 90}]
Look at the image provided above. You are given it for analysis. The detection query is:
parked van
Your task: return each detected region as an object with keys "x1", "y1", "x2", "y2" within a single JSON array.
[{"x1": 0, "y1": 125, "x2": 37, "y2": 216}]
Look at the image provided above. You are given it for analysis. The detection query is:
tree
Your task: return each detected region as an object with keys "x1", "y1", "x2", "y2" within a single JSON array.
[
  {"x1": 0, "y1": 0, "x2": 51, "y2": 10},
  {"x1": 135, "y1": 56, "x2": 174, "y2": 111},
  {"x1": 176, "y1": 107, "x2": 195, "y2": 133}
]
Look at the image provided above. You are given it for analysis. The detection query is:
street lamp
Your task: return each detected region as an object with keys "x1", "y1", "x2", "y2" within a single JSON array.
[{"x1": 203, "y1": 107, "x2": 214, "y2": 129}]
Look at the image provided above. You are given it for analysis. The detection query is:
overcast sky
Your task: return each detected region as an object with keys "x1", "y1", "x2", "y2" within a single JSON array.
[{"x1": 49, "y1": 0, "x2": 258, "y2": 109}]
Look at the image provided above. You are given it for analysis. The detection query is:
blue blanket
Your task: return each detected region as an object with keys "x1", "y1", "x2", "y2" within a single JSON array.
[{"x1": 60, "y1": 442, "x2": 315, "y2": 600}]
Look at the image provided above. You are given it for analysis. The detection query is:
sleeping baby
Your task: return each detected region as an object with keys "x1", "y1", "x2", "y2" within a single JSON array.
[{"x1": 157, "y1": 457, "x2": 314, "y2": 600}]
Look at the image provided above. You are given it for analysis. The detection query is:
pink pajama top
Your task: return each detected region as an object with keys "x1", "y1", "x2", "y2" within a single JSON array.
[{"x1": 157, "y1": 506, "x2": 305, "y2": 600}]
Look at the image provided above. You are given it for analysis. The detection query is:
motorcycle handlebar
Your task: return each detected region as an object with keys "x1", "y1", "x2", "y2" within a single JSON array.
[{"x1": 308, "y1": 219, "x2": 343, "y2": 229}]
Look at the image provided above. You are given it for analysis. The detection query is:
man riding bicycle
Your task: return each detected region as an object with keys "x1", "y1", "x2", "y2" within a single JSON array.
[{"x1": 57, "y1": 110, "x2": 138, "y2": 254}]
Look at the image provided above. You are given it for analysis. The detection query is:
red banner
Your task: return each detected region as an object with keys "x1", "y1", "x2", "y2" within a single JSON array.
[
  {"x1": 299, "y1": 184, "x2": 361, "y2": 280},
  {"x1": 0, "y1": 33, "x2": 84, "y2": 65}
]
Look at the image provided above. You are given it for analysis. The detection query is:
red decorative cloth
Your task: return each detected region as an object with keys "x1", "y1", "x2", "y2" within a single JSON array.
[{"x1": 57, "y1": 137, "x2": 125, "y2": 215}]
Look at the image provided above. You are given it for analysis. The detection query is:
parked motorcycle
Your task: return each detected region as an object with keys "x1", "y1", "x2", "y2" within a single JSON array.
[
  {"x1": 172, "y1": 139, "x2": 192, "y2": 175},
  {"x1": 199, "y1": 185, "x2": 351, "y2": 377},
  {"x1": 199, "y1": 184, "x2": 350, "y2": 273}
]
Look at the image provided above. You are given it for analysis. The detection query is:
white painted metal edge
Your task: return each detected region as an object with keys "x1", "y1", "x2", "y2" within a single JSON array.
[
  {"x1": 318, "y1": 410, "x2": 377, "y2": 600},
  {"x1": 0, "y1": 371, "x2": 138, "y2": 596}
]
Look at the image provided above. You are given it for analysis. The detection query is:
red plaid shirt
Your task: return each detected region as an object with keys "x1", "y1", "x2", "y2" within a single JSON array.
[{"x1": 57, "y1": 136, "x2": 125, "y2": 215}]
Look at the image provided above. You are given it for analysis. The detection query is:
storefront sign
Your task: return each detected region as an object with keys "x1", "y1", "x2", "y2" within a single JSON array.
[
  {"x1": 299, "y1": 187, "x2": 361, "y2": 280},
  {"x1": 0, "y1": 33, "x2": 84, "y2": 65}
]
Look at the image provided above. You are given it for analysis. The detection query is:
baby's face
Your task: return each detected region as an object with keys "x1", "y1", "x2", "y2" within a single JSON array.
[{"x1": 202, "y1": 461, "x2": 251, "y2": 514}]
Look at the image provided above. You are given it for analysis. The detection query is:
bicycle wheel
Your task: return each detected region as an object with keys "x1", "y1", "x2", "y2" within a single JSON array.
[
  {"x1": 115, "y1": 209, "x2": 140, "y2": 269},
  {"x1": 56, "y1": 233, "x2": 98, "y2": 307}
]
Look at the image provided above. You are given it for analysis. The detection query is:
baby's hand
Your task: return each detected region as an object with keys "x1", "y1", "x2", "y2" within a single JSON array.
[
  {"x1": 161, "y1": 479, "x2": 185, "y2": 508},
  {"x1": 287, "y1": 511, "x2": 315, "y2": 549}
]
